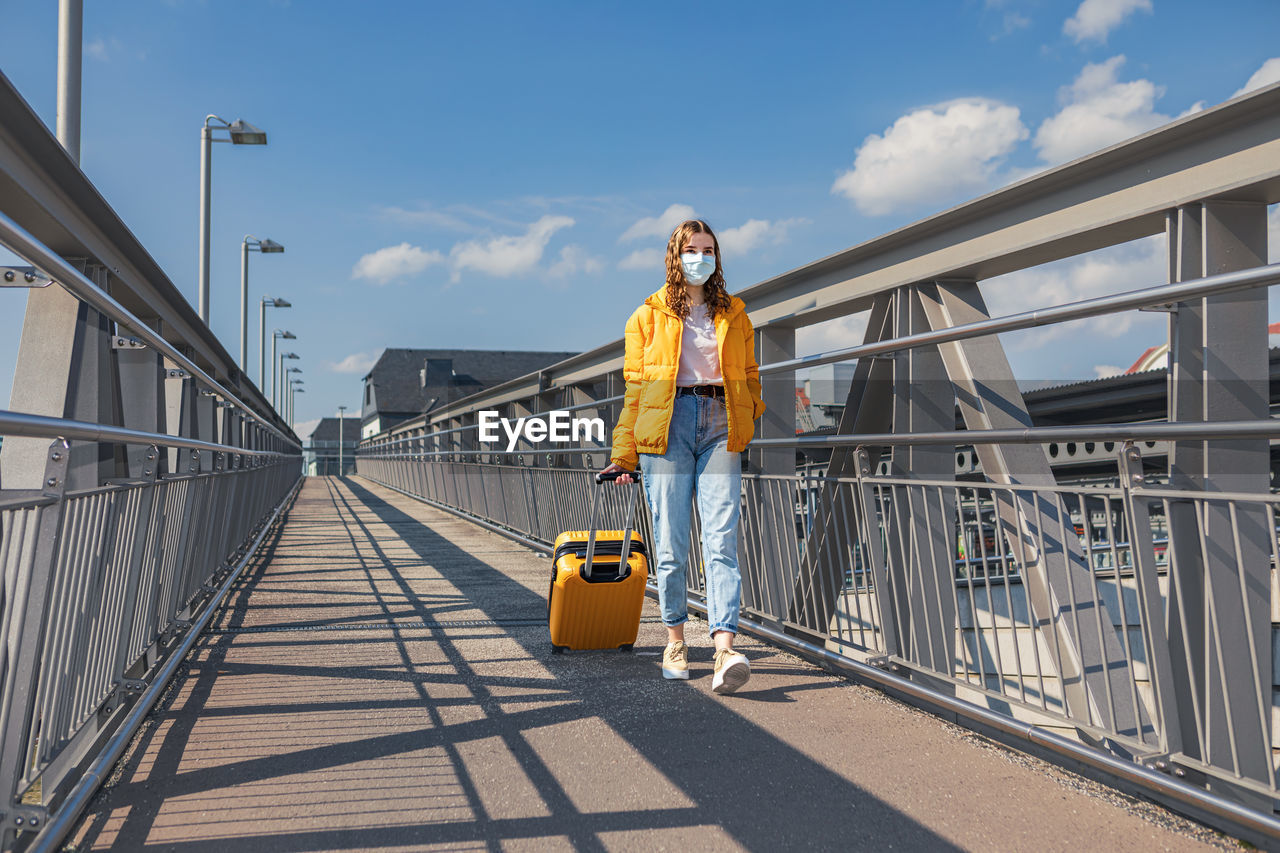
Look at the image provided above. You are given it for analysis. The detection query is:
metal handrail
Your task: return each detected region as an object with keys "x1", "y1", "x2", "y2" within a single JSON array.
[
  {"x1": 360, "y1": 261, "x2": 1280, "y2": 451},
  {"x1": 357, "y1": 418, "x2": 1278, "y2": 458},
  {"x1": 751, "y1": 418, "x2": 1280, "y2": 448},
  {"x1": 0, "y1": 209, "x2": 300, "y2": 450},
  {"x1": 0, "y1": 410, "x2": 291, "y2": 457},
  {"x1": 364, "y1": 394, "x2": 626, "y2": 448},
  {"x1": 759, "y1": 261, "x2": 1280, "y2": 376}
]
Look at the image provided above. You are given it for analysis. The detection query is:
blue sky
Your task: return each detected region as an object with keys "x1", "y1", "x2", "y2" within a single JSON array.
[{"x1": 1, "y1": 0, "x2": 1278, "y2": 434}]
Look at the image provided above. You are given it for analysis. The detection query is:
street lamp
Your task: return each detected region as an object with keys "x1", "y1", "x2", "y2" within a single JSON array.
[
  {"x1": 285, "y1": 367, "x2": 303, "y2": 422},
  {"x1": 199, "y1": 114, "x2": 268, "y2": 324},
  {"x1": 271, "y1": 331, "x2": 296, "y2": 407},
  {"x1": 276, "y1": 351, "x2": 299, "y2": 412},
  {"x1": 337, "y1": 404, "x2": 347, "y2": 476},
  {"x1": 288, "y1": 376, "x2": 304, "y2": 426},
  {"x1": 240, "y1": 236, "x2": 284, "y2": 370},
  {"x1": 260, "y1": 297, "x2": 291, "y2": 388}
]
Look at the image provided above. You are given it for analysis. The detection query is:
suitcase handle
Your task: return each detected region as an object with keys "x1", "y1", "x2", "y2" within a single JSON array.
[
  {"x1": 584, "y1": 471, "x2": 642, "y2": 578},
  {"x1": 595, "y1": 470, "x2": 642, "y2": 484}
]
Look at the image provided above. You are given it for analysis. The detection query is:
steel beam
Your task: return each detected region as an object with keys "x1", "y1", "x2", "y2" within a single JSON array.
[
  {"x1": 116, "y1": 338, "x2": 164, "y2": 479},
  {"x1": 888, "y1": 286, "x2": 956, "y2": 679},
  {"x1": 791, "y1": 295, "x2": 895, "y2": 645},
  {"x1": 1165, "y1": 201, "x2": 1272, "y2": 806},
  {"x1": 2, "y1": 274, "x2": 114, "y2": 491},
  {"x1": 918, "y1": 279, "x2": 1148, "y2": 740}
]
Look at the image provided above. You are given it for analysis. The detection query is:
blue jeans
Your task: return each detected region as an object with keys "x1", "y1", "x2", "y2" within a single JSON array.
[{"x1": 639, "y1": 393, "x2": 743, "y2": 636}]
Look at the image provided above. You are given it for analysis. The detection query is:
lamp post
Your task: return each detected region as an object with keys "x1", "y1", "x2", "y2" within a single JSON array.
[
  {"x1": 240, "y1": 236, "x2": 283, "y2": 370},
  {"x1": 271, "y1": 332, "x2": 296, "y2": 408},
  {"x1": 259, "y1": 297, "x2": 291, "y2": 388},
  {"x1": 288, "y1": 377, "x2": 303, "y2": 427},
  {"x1": 57, "y1": 0, "x2": 82, "y2": 163},
  {"x1": 337, "y1": 404, "x2": 347, "y2": 476},
  {"x1": 199, "y1": 115, "x2": 268, "y2": 325},
  {"x1": 284, "y1": 363, "x2": 300, "y2": 420},
  {"x1": 276, "y1": 351, "x2": 299, "y2": 412}
]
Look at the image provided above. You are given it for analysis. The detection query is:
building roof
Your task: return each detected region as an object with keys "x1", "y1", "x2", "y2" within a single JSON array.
[
  {"x1": 363, "y1": 348, "x2": 579, "y2": 418},
  {"x1": 308, "y1": 417, "x2": 361, "y2": 442}
]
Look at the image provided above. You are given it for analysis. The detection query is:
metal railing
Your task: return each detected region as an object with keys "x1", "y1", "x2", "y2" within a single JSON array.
[
  {"x1": 359, "y1": 83, "x2": 1280, "y2": 845},
  {"x1": 0, "y1": 71, "x2": 301, "y2": 852}
]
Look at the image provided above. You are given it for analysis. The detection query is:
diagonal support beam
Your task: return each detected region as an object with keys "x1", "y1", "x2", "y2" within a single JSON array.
[{"x1": 918, "y1": 279, "x2": 1149, "y2": 741}]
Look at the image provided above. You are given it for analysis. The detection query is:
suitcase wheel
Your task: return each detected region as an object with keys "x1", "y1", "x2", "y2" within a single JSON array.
[
  {"x1": 551, "y1": 644, "x2": 567, "y2": 655},
  {"x1": 618, "y1": 644, "x2": 633, "y2": 653}
]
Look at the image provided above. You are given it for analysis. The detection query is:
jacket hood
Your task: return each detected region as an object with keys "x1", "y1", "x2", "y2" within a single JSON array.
[{"x1": 643, "y1": 286, "x2": 745, "y2": 320}]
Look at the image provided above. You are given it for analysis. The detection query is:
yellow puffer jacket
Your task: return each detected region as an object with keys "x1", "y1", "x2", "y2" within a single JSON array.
[{"x1": 611, "y1": 287, "x2": 765, "y2": 470}]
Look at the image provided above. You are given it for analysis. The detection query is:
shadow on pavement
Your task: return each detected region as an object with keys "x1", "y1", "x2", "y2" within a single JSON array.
[{"x1": 71, "y1": 476, "x2": 959, "y2": 852}]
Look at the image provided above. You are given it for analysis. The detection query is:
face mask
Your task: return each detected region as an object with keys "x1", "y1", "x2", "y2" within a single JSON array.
[{"x1": 680, "y1": 252, "x2": 714, "y2": 286}]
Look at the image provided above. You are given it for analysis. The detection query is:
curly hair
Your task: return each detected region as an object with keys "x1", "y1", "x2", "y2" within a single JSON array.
[{"x1": 664, "y1": 219, "x2": 732, "y2": 321}]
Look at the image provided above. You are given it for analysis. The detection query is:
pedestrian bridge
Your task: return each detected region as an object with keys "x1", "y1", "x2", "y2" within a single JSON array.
[
  {"x1": 61, "y1": 476, "x2": 1236, "y2": 851},
  {"x1": 3, "y1": 72, "x2": 1280, "y2": 850}
]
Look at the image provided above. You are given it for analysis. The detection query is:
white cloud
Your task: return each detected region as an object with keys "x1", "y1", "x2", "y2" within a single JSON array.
[
  {"x1": 1093, "y1": 364, "x2": 1125, "y2": 378},
  {"x1": 1234, "y1": 58, "x2": 1280, "y2": 99},
  {"x1": 997, "y1": 12, "x2": 1031, "y2": 37},
  {"x1": 832, "y1": 99, "x2": 1028, "y2": 216},
  {"x1": 326, "y1": 352, "x2": 378, "y2": 375},
  {"x1": 1033, "y1": 56, "x2": 1169, "y2": 165},
  {"x1": 86, "y1": 37, "x2": 109, "y2": 61},
  {"x1": 548, "y1": 244, "x2": 605, "y2": 279},
  {"x1": 351, "y1": 242, "x2": 444, "y2": 284},
  {"x1": 449, "y1": 215, "x2": 574, "y2": 280},
  {"x1": 293, "y1": 418, "x2": 322, "y2": 441},
  {"x1": 618, "y1": 248, "x2": 665, "y2": 272},
  {"x1": 983, "y1": 234, "x2": 1166, "y2": 350},
  {"x1": 1063, "y1": 0, "x2": 1151, "y2": 44},
  {"x1": 796, "y1": 313, "x2": 870, "y2": 360},
  {"x1": 377, "y1": 205, "x2": 481, "y2": 233},
  {"x1": 718, "y1": 218, "x2": 807, "y2": 257},
  {"x1": 619, "y1": 204, "x2": 696, "y2": 242}
]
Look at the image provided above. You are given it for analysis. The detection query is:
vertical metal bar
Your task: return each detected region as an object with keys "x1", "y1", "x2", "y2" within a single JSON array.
[{"x1": 0, "y1": 441, "x2": 70, "y2": 802}]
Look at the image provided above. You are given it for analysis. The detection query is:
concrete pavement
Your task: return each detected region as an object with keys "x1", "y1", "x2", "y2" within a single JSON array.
[{"x1": 69, "y1": 476, "x2": 1233, "y2": 851}]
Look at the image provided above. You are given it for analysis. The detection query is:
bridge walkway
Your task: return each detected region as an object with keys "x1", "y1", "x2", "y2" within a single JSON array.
[{"x1": 67, "y1": 477, "x2": 1222, "y2": 851}]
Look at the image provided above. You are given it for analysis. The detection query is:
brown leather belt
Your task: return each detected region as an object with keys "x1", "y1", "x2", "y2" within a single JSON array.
[{"x1": 677, "y1": 384, "x2": 725, "y2": 398}]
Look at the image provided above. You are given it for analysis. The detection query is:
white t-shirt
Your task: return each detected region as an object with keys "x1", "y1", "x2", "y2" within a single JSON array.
[{"x1": 676, "y1": 303, "x2": 722, "y2": 385}]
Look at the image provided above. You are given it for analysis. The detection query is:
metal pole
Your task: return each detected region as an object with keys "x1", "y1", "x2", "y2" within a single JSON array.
[
  {"x1": 259, "y1": 300, "x2": 267, "y2": 389},
  {"x1": 272, "y1": 335, "x2": 279, "y2": 410},
  {"x1": 56, "y1": 0, "x2": 82, "y2": 164},
  {"x1": 338, "y1": 405, "x2": 347, "y2": 476},
  {"x1": 239, "y1": 239, "x2": 249, "y2": 369},
  {"x1": 198, "y1": 119, "x2": 212, "y2": 324}
]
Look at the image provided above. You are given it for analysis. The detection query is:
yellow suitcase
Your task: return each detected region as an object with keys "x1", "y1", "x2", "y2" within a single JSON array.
[{"x1": 547, "y1": 471, "x2": 648, "y2": 653}]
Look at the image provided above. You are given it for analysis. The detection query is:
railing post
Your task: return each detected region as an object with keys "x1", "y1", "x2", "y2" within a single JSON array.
[
  {"x1": 0, "y1": 440, "x2": 70, "y2": 836},
  {"x1": 1165, "y1": 201, "x2": 1272, "y2": 805},
  {"x1": 1117, "y1": 442, "x2": 1181, "y2": 755},
  {"x1": 746, "y1": 325, "x2": 797, "y2": 621},
  {"x1": 885, "y1": 285, "x2": 957, "y2": 682}
]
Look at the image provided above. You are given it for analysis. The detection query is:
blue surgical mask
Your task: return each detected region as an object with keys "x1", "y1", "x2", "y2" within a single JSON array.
[{"x1": 680, "y1": 253, "x2": 714, "y2": 286}]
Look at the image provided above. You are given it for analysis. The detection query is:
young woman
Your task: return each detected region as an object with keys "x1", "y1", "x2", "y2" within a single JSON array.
[{"x1": 601, "y1": 219, "x2": 765, "y2": 694}]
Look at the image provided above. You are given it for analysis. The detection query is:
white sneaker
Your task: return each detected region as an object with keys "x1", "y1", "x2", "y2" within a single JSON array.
[
  {"x1": 662, "y1": 641, "x2": 690, "y2": 680},
  {"x1": 712, "y1": 648, "x2": 750, "y2": 694}
]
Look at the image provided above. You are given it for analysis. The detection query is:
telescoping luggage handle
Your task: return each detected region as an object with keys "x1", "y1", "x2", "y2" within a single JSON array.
[{"x1": 583, "y1": 470, "x2": 642, "y2": 578}]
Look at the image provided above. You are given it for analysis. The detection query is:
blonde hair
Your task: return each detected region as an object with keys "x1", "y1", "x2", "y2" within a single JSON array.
[{"x1": 664, "y1": 219, "x2": 732, "y2": 320}]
